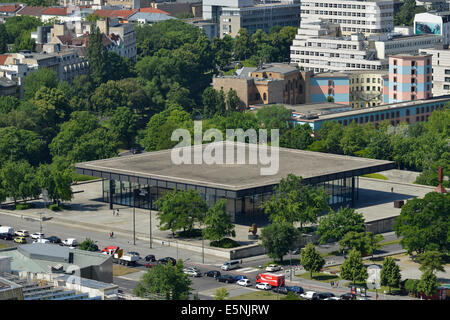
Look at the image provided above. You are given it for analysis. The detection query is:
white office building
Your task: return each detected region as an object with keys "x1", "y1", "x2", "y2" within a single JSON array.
[
  {"x1": 414, "y1": 11, "x2": 450, "y2": 45},
  {"x1": 420, "y1": 45, "x2": 450, "y2": 97},
  {"x1": 300, "y1": 0, "x2": 394, "y2": 36}
]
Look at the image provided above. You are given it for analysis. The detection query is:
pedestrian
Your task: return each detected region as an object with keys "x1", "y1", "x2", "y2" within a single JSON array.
[
  {"x1": 391, "y1": 187, "x2": 394, "y2": 193},
  {"x1": 112, "y1": 210, "x2": 115, "y2": 216},
  {"x1": 116, "y1": 209, "x2": 119, "y2": 216}
]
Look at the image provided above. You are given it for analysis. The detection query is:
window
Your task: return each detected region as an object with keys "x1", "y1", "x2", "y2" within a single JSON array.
[
  {"x1": 393, "y1": 68, "x2": 397, "y2": 74},
  {"x1": 393, "y1": 59, "x2": 397, "y2": 65},
  {"x1": 263, "y1": 93, "x2": 267, "y2": 101},
  {"x1": 445, "y1": 69, "x2": 450, "y2": 75},
  {"x1": 411, "y1": 69, "x2": 416, "y2": 75},
  {"x1": 411, "y1": 60, "x2": 416, "y2": 67}
]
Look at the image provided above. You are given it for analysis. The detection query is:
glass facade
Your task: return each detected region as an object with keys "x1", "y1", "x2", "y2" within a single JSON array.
[{"x1": 101, "y1": 176, "x2": 359, "y2": 225}]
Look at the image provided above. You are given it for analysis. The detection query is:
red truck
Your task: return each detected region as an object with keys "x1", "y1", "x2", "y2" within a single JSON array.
[{"x1": 256, "y1": 273, "x2": 285, "y2": 287}]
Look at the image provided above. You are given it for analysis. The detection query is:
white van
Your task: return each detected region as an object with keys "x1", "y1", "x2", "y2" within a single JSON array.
[
  {"x1": 62, "y1": 238, "x2": 78, "y2": 247},
  {"x1": 221, "y1": 260, "x2": 241, "y2": 271}
]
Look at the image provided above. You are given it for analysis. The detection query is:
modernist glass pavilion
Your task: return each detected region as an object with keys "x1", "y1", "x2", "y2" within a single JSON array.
[{"x1": 75, "y1": 142, "x2": 394, "y2": 225}]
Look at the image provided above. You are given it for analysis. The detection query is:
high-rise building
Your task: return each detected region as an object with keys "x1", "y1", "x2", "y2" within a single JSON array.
[
  {"x1": 300, "y1": 0, "x2": 394, "y2": 36},
  {"x1": 414, "y1": 11, "x2": 450, "y2": 45},
  {"x1": 386, "y1": 53, "x2": 433, "y2": 104}
]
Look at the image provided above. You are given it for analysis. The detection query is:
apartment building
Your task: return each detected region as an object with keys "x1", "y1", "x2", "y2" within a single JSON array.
[
  {"x1": 300, "y1": 0, "x2": 394, "y2": 36},
  {"x1": 310, "y1": 70, "x2": 387, "y2": 108},
  {"x1": 373, "y1": 33, "x2": 443, "y2": 59},
  {"x1": 219, "y1": 1, "x2": 301, "y2": 38},
  {"x1": 420, "y1": 45, "x2": 450, "y2": 96},
  {"x1": 385, "y1": 53, "x2": 433, "y2": 104}
]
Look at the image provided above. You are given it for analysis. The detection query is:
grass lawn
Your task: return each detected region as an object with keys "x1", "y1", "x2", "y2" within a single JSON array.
[
  {"x1": 0, "y1": 243, "x2": 12, "y2": 249},
  {"x1": 113, "y1": 265, "x2": 140, "y2": 277},
  {"x1": 296, "y1": 272, "x2": 340, "y2": 283},
  {"x1": 361, "y1": 173, "x2": 389, "y2": 180},
  {"x1": 72, "y1": 174, "x2": 99, "y2": 182},
  {"x1": 228, "y1": 291, "x2": 282, "y2": 300}
]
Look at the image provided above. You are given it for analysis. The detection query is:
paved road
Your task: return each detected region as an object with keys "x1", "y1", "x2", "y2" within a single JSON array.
[{"x1": 1, "y1": 212, "x2": 413, "y2": 300}]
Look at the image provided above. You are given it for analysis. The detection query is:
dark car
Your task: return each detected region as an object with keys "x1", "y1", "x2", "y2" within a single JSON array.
[
  {"x1": 233, "y1": 275, "x2": 248, "y2": 281},
  {"x1": 272, "y1": 286, "x2": 289, "y2": 294},
  {"x1": 145, "y1": 254, "x2": 156, "y2": 262},
  {"x1": 216, "y1": 275, "x2": 236, "y2": 283},
  {"x1": 204, "y1": 270, "x2": 221, "y2": 278},
  {"x1": 45, "y1": 236, "x2": 61, "y2": 244},
  {"x1": 313, "y1": 292, "x2": 335, "y2": 300},
  {"x1": 286, "y1": 285, "x2": 304, "y2": 295},
  {"x1": 340, "y1": 292, "x2": 357, "y2": 300},
  {"x1": 0, "y1": 233, "x2": 13, "y2": 240},
  {"x1": 158, "y1": 257, "x2": 176, "y2": 266}
]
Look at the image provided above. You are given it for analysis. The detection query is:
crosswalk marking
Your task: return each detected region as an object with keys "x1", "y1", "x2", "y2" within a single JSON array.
[{"x1": 235, "y1": 267, "x2": 259, "y2": 273}]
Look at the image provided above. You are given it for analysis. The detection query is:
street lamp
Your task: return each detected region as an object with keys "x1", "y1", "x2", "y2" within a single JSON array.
[{"x1": 149, "y1": 209, "x2": 152, "y2": 249}]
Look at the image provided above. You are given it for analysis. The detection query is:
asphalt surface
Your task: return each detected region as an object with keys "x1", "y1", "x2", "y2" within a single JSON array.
[{"x1": 0, "y1": 212, "x2": 411, "y2": 300}]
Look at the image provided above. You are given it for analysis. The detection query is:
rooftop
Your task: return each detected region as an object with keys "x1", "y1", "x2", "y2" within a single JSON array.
[
  {"x1": 17, "y1": 5, "x2": 47, "y2": 16},
  {"x1": 0, "y1": 4, "x2": 22, "y2": 13},
  {"x1": 42, "y1": 7, "x2": 69, "y2": 16},
  {"x1": 75, "y1": 141, "x2": 394, "y2": 191}
]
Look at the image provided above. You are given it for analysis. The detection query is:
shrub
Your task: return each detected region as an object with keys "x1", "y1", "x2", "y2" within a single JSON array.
[
  {"x1": 49, "y1": 204, "x2": 61, "y2": 211},
  {"x1": 177, "y1": 228, "x2": 202, "y2": 238},
  {"x1": 210, "y1": 238, "x2": 239, "y2": 248},
  {"x1": 15, "y1": 203, "x2": 35, "y2": 210}
]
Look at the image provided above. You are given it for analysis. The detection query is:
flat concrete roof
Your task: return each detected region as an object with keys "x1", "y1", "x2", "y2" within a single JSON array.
[{"x1": 75, "y1": 142, "x2": 394, "y2": 192}]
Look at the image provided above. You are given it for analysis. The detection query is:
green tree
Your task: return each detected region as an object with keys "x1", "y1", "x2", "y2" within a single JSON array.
[
  {"x1": 109, "y1": 106, "x2": 139, "y2": 148},
  {"x1": 12, "y1": 30, "x2": 35, "y2": 52},
  {"x1": 214, "y1": 288, "x2": 229, "y2": 300},
  {"x1": 134, "y1": 259, "x2": 192, "y2": 300},
  {"x1": 417, "y1": 270, "x2": 438, "y2": 298},
  {"x1": 380, "y1": 257, "x2": 402, "y2": 293},
  {"x1": 0, "y1": 126, "x2": 46, "y2": 168},
  {"x1": 105, "y1": 51, "x2": 137, "y2": 81},
  {"x1": 300, "y1": 242, "x2": 325, "y2": 279},
  {"x1": 417, "y1": 251, "x2": 446, "y2": 274},
  {"x1": 394, "y1": 0, "x2": 426, "y2": 26},
  {"x1": 78, "y1": 238, "x2": 98, "y2": 251},
  {"x1": 211, "y1": 35, "x2": 233, "y2": 70},
  {"x1": 0, "y1": 24, "x2": 8, "y2": 53},
  {"x1": 339, "y1": 231, "x2": 383, "y2": 257},
  {"x1": 340, "y1": 121, "x2": 372, "y2": 155},
  {"x1": 256, "y1": 105, "x2": 291, "y2": 132},
  {"x1": 317, "y1": 207, "x2": 366, "y2": 244},
  {"x1": 36, "y1": 164, "x2": 73, "y2": 205},
  {"x1": 233, "y1": 28, "x2": 253, "y2": 60},
  {"x1": 393, "y1": 192, "x2": 449, "y2": 255},
  {"x1": 261, "y1": 174, "x2": 330, "y2": 229},
  {"x1": 201, "y1": 87, "x2": 226, "y2": 118},
  {"x1": 87, "y1": 27, "x2": 108, "y2": 86},
  {"x1": 226, "y1": 88, "x2": 241, "y2": 112},
  {"x1": 23, "y1": 68, "x2": 58, "y2": 100},
  {"x1": 261, "y1": 222, "x2": 302, "y2": 262},
  {"x1": 155, "y1": 189, "x2": 208, "y2": 237},
  {"x1": 315, "y1": 121, "x2": 344, "y2": 154},
  {"x1": 280, "y1": 124, "x2": 314, "y2": 150},
  {"x1": 0, "y1": 160, "x2": 40, "y2": 205},
  {"x1": 340, "y1": 248, "x2": 368, "y2": 285},
  {"x1": 202, "y1": 199, "x2": 236, "y2": 241}
]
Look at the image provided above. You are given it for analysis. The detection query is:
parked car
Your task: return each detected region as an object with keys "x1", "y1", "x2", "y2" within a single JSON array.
[
  {"x1": 272, "y1": 286, "x2": 289, "y2": 294},
  {"x1": 290, "y1": 248, "x2": 301, "y2": 255},
  {"x1": 145, "y1": 254, "x2": 156, "y2": 262},
  {"x1": 15, "y1": 230, "x2": 29, "y2": 237},
  {"x1": 0, "y1": 233, "x2": 13, "y2": 240},
  {"x1": 216, "y1": 275, "x2": 236, "y2": 283},
  {"x1": 158, "y1": 257, "x2": 176, "y2": 266},
  {"x1": 256, "y1": 282, "x2": 272, "y2": 290},
  {"x1": 313, "y1": 292, "x2": 335, "y2": 300},
  {"x1": 62, "y1": 238, "x2": 78, "y2": 246},
  {"x1": 204, "y1": 270, "x2": 221, "y2": 278},
  {"x1": 300, "y1": 291, "x2": 317, "y2": 300},
  {"x1": 183, "y1": 267, "x2": 202, "y2": 277},
  {"x1": 265, "y1": 264, "x2": 282, "y2": 272},
  {"x1": 128, "y1": 251, "x2": 140, "y2": 258},
  {"x1": 45, "y1": 236, "x2": 61, "y2": 244},
  {"x1": 340, "y1": 292, "x2": 357, "y2": 300},
  {"x1": 356, "y1": 296, "x2": 371, "y2": 300},
  {"x1": 145, "y1": 262, "x2": 157, "y2": 268},
  {"x1": 33, "y1": 238, "x2": 50, "y2": 244},
  {"x1": 236, "y1": 279, "x2": 252, "y2": 287},
  {"x1": 286, "y1": 286, "x2": 304, "y2": 295},
  {"x1": 325, "y1": 297, "x2": 340, "y2": 300},
  {"x1": 14, "y1": 236, "x2": 27, "y2": 244},
  {"x1": 31, "y1": 232, "x2": 45, "y2": 240},
  {"x1": 233, "y1": 275, "x2": 248, "y2": 281}
]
